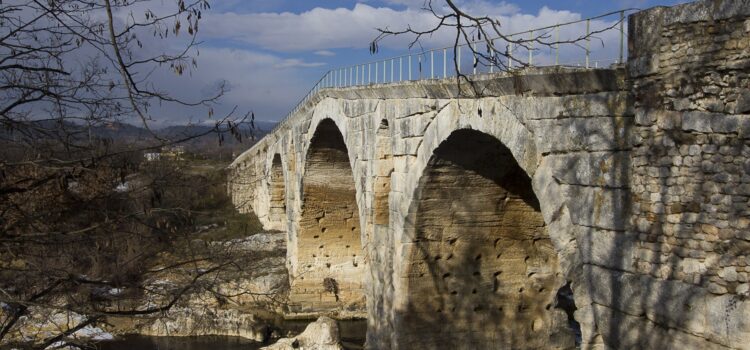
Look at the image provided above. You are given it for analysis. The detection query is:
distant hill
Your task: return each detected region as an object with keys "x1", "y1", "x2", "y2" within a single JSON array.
[{"x1": 0, "y1": 119, "x2": 278, "y2": 160}]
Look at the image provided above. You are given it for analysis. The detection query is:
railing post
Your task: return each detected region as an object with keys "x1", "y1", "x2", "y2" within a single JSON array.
[
  {"x1": 619, "y1": 10, "x2": 625, "y2": 64},
  {"x1": 350, "y1": 66, "x2": 353, "y2": 86},
  {"x1": 472, "y1": 42, "x2": 477, "y2": 75},
  {"x1": 529, "y1": 30, "x2": 533, "y2": 66},
  {"x1": 508, "y1": 39, "x2": 513, "y2": 69},
  {"x1": 399, "y1": 57, "x2": 403, "y2": 81},
  {"x1": 457, "y1": 45, "x2": 461, "y2": 74},
  {"x1": 418, "y1": 54, "x2": 421, "y2": 79},
  {"x1": 375, "y1": 61, "x2": 379, "y2": 84},
  {"x1": 408, "y1": 55, "x2": 412, "y2": 80},
  {"x1": 555, "y1": 25, "x2": 560, "y2": 65},
  {"x1": 490, "y1": 39, "x2": 495, "y2": 73},
  {"x1": 355, "y1": 65, "x2": 359, "y2": 85},
  {"x1": 383, "y1": 60, "x2": 386, "y2": 83},
  {"x1": 586, "y1": 19, "x2": 590, "y2": 68},
  {"x1": 443, "y1": 48, "x2": 447, "y2": 78},
  {"x1": 391, "y1": 58, "x2": 396, "y2": 83},
  {"x1": 368, "y1": 63, "x2": 371, "y2": 84},
  {"x1": 430, "y1": 50, "x2": 434, "y2": 79}
]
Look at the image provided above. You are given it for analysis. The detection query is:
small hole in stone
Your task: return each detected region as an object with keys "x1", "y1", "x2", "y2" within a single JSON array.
[
  {"x1": 494, "y1": 271, "x2": 502, "y2": 276},
  {"x1": 325, "y1": 254, "x2": 330, "y2": 258},
  {"x1": 519, "y1": 287, "x2": 525, "y2": 293},
  {"x1": 524, "y1": 256, "x2": 530, "y2": 262},
  {"x1": 473, "y1": 271, "x2": 481, "y2": 277},
  {"x1": 451, "y1": 291, "x2": 458, "y2": 295},
  {"x1": 351, "y1": 227, "x2": 356, "y2": 231},
  {"x1": 442, "y1": 273, "x2": 451, "y2": 279},
  {"x1": 545, "y1": 304, "x2": 552, "y2": 310},
  {"x1": 434, "y1": 255, "x2": 442, "y2": 261},
  {"x1": 496, "y1": 253, "x2": 502, "y2": 259},
  {"x1": 319, "y1": 245, "x2": 324, "y2": 249},
  {"x1": 312, "y1": 254, "x2": 317, "y2": 257},
  {"x1": 419, "y1": 273, "x2": 425, "y2": 277},
  {"x1": 346, "y1": 245, "x2": 351, "y2": 248},
  {"x1": 473, "y1": 305, "x2": 483, "y2": 312},
  {"x1": 528, "y1": 272, "x2": 536, "y2": 277},
  {"x1": 321, "y1": 228, "x2": 327, "y2": 233},
  {"x1": 314, "y1": 235, "x2": 320, "y2": 239},
  {"x1": 446, "y1": 254, "x2": 453, "y2": 260},
  {"x1": 472, "y1": 289, "x2": 477, "y2": 294},
  {"x1": 326, "y1": 263, "x2": 331, "y2": 268},
  {"x1": 494, "y1": 238, "x2": 501, "y2": 247},
  {"x1": 436, "y1": 308, "x2": 443, "y2": 313},
  {"x1": 307, "y1": 265, "x2": 312, "y2": 268},
  {"x1": 338, "y1": 235, "x2": 344, "y2": 239},
  {"x1": 353, "y1": 262, "x2": 359, "y2": 267},
  {"x1": 448, "y1": 238, "x2": 457, "y2": 245},
  {"x1": 539, "y1": 287, "x2": 546, "y2": 293},
  {"x1": 475, "y1": 254, "x2": 482, "y2": 260}
]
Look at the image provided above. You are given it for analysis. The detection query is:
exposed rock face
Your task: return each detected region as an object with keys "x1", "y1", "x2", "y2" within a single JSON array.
[
  {"x1": 262, "y1": 317, "x2": 344, "y2": 350},
  {"x1": 109, "y1": 232, "x2": 289, "y2": 341}
]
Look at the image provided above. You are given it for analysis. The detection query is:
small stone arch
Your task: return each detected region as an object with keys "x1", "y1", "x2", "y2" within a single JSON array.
[
  {"x1": 394, "y1": 128, "x2": 579, "y2": 349},
  {"x1": 290, "y1": 118, "x2": 367, "y2": 314},
  {"x1": 268, "y1": 153, "x2": 287, "y2": 231}
]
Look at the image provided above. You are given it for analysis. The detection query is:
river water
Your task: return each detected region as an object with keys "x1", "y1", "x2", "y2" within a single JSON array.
[
  {"x1": 99, "y1": 335, "x2": 264, "y2": 350},
  {"x1": 98, "y1": 319, "x2": 366, "y2": 350}
]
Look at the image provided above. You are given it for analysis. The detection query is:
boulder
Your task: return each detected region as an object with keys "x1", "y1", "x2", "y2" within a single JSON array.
[{"x1": 262, "y1": 317, "x2": 344, "y2": 350}]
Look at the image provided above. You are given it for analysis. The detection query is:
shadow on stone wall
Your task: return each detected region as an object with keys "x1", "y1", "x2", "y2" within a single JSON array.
[{"x1": 395, "y1": 129, "x2": 578, "y2": 349}]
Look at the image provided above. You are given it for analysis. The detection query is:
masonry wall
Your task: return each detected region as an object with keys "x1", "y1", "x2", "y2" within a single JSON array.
[{"x1": 597, "y1": 1, "x2": 750, "y2": 348}]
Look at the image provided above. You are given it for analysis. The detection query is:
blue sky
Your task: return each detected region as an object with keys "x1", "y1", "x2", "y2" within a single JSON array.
[{"x1": 146, "y1": 0, "x2": 687, "y2": 124}]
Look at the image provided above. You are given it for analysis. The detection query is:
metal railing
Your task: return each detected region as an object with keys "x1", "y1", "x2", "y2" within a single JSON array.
[{"x1": 270, "y1": 9, "x2": 636, "y2": 134}]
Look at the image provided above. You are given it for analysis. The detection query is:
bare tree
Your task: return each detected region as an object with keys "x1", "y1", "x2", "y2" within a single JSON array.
[{"x1": 0, "y1": 0, "x2": 258, "y2": 348}]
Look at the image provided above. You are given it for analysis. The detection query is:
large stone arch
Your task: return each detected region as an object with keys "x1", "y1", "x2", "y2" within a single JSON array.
[
  {"x1": 390, "y1": 100, "x2": 591, "y2": 349},
  {"x1": 394, "y1": 128, "x2": 575, "y2": 349},
  {"x1": 289, "y1": 117, "x2": 367, "y2": 315}
]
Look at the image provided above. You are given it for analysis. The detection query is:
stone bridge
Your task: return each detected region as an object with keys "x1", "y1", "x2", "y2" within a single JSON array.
[{"x1": 228, "y1": 1, "x2": 750, "y2": 349}]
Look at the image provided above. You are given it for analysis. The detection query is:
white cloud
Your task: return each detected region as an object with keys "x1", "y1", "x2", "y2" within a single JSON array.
[
  {"x1": 142, "y1": 47, "x2": 325, "y2": 124},
  {"x1": 104, "y1": 1, "x2": 625, "y2": 124},
  {"x1": 314, "y1": 50, "x2": 336, "y2": 56},
  {"x1": 274, "y1": 58, "x2": 326, "y2": 68},
  {"x1": 200, "y1": 2, "x2": 616, "y2": 55}
]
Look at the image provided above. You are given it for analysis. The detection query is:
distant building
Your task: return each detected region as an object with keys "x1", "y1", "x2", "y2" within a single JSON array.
[{"x1": 144, "y1": 152, "x2": 161, "y2": 161}]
